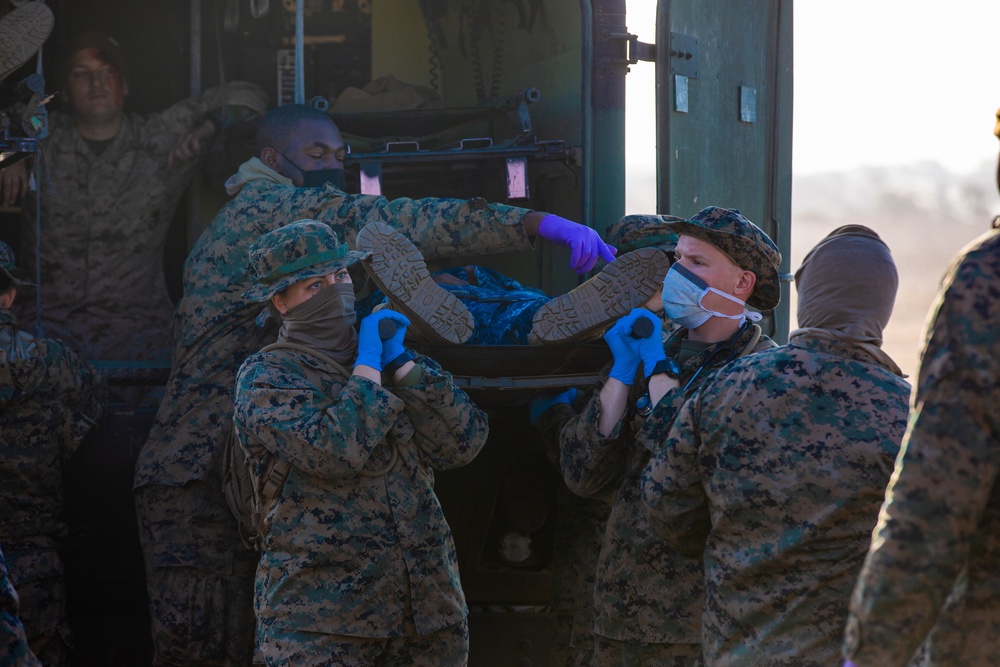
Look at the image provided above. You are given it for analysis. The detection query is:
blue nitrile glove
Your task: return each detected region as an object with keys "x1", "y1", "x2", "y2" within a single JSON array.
[
  {"x1": 536, "y1": 214, "x2": 617, "y2": 274},
  {"x1": 355, "y1": 311, "x2": 394, "y2": 370},
  {"x1": 376, "y1": 311, "x2": 411, "y2": 367},
  {"x1": 529, "y1": 388, "x2": 578, "y2": 426},
  {"x1": 604, "y1": 313, "x2": 642, "y2": 384},
  {"x1": 843, "y1": 662, "x2": 859, "y2": 667},
  {"x1": 622, "y1": 308, "x2": 666, "y2": 376}
]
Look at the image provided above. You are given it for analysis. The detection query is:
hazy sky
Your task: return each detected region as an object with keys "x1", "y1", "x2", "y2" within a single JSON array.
[{"x1": 625, "y1": 1, "x2": 1000, "y2": 181}]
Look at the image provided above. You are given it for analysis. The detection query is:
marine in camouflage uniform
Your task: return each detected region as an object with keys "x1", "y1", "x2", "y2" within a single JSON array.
[
  {"x1": 549, "y1": 207, "x2": 782, "y2": 665},
  {"x1": 11, "y1": 31, "x2": 265, "y2": 364},
  {"x1": 0, "y1": 545, "x2": 40, "y2": 667},
  {"x1": 642, "y1": 226, "x2": 911, "y2": 667},
  {"x1": 232, "y1": 221, "x2": 489, "y2": 665},
  {"x1": 0, "y1": 242, "x2": 107, "y2": 666},
  {"x1": 532, "y1": 214, "x2": 681, "y2": 667},
  {"x1": 842, "y1": 221, "x2": 1000, "y2": 667},
  {"x1": 132, "y1": 104, "x2": 612, "y2": 666}
]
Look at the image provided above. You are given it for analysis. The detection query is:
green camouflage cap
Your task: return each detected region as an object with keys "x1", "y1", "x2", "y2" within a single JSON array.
[
  {"x1": 0, "y1": 240, "x2": 34, "y2": 288},
  {"x1": 665, "y1": 206, "x2": 781, "y2": 311},
  {"x1": 605, "y1": 214, "x2": 683, "y2": 254},
  {"x1": 243, "y1": 219, "x2": 369, "y2": 302}
]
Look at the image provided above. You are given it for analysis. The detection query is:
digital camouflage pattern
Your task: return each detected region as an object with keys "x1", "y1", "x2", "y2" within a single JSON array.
[
  {"x1": 605, "y1": 213, "x2": 682, "y2": 254},
  {"x1": 0, "y1": 309, "x2": 107, "y2": 539},
  {"x1": 0, "y1": 308, "x2": 107, "y2": 664},
  {"x1": 135, "y1": 160, "x2": 532, "y2": 490},
  {"x1": 233, "y1": 346, "x2": 487, "y2": 644},
  {"x1": 641, "y1": 334, "x2": 910, "y2": 667},
  {"x1": 663, "y1": 207, "x2": 782, "y2": 311},
  {"x1": 558, "y1": 323, "x2": 774, "y2": 647},
  {"x1": 133, "y1": 482, "x2": 257, "y2": 667},
  {"x1": 17, "y1": 82, "x2": 264, "y2": 362},
  {"x1": 536, "y1": 400, "x2": 611, "y2": 667},
  {"x1": 844, "y1": 228, "x2": 1000, "y2": 667},
  {"x1": 130, "y1": 159, "x2": 530, "y2": 666},
  {"x1": 257, "y1": 617, "x2": 468, "y2": 667},
  {"x1": 0, "y1": 546, "x2": 40, "y2": 667}
]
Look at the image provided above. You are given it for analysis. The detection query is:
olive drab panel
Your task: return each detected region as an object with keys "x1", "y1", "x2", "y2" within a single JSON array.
[{"x1": 655, "y1": 0, "x2": 793, "y2": 341}]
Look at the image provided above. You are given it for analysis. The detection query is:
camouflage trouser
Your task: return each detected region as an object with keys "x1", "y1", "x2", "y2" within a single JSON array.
[
  {"x1": 135, "y1": 482, "x2": 258, "y2": 667},
  {"x1": 258, "y1": 620, "x2": 469, "y2": 667},
  {"x1": 1, "y1": 560, "x2": 40, "y2": 667},
  {"x1": 592, "y1": 635, "x2": 702, "y2": 667},
  {"x1": 552, "y1": 612, "x2": 594, "y2": 667},
  {"x1": 3, "y1": 540, "x2": 69, "y2": 667}
]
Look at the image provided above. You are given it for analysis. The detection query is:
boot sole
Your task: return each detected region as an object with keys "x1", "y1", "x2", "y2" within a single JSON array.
[
  {"x1": 0, "y1": 3, "x2": 54, "y2": 82},
  {"x1": 531, "y1": 247, "x2": 670, "y2": 343},
  {"x1": 356, "y1": 221, "x2": 475, "y2": 345}
]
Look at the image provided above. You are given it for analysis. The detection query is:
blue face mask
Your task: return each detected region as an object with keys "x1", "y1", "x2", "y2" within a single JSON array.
[{"x1": 661, "y1": 263, "x2": 761, "y2": 330}]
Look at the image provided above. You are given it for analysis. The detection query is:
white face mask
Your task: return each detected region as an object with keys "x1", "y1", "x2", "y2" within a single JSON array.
[{"x1": 661, "y1": 263, "x2": 762, "y2": 330}]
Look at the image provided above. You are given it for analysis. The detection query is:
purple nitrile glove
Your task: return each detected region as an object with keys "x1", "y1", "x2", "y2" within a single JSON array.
[
  {"x1": 843, "y1": 662, "x2": 859, "y2": 667},
  {"x1": 604, "y1": 314, "x2": 643, "y2": 385},
  {"x1": 536, "y1": 214, "x2": 617, "y2": 274}
]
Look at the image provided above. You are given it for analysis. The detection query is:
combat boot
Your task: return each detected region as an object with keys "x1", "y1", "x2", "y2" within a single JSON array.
[
  {"x1": 356, "y1": 221, "x2": 476, "y2": 345},
  {"x1": 530, "y1": 247, "x2": 671, "y2": 344},
  {"x1": 0, "y1": 2, "x2": 53, "y2": 82}
]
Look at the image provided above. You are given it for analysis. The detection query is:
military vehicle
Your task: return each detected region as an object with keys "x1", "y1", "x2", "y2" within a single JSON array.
[{"x1": 0, "y1": 1, "x2": 792, "y2": 664}]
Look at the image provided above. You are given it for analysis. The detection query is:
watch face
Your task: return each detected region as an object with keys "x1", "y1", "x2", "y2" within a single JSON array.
[{"x1": 654, "y1": 357, "x2": 680, "y2": 378}]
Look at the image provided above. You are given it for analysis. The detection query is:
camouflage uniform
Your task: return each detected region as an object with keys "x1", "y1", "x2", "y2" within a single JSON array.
[
  {"x1": 536, "y1": 401, "x2": 611, "y2": 667},
  {"x1": 233, "y1": 341, "x2": 488, "y2": 665},
  {"x1": 0, "y1": 545, "x2": 40, "y2": 667},
  {"x1": 641, "y1": 335, "x2": 910, "y2": 666},
  {"x1": 559, "y1": 325, "x2": 774, "y2": 663},
  {"x1": 844, "y1": 227, "x2": 1000, "y2": 666},
  {"x1": 17, "y1": 82, "x2": 264, "y2": 363},
  {"x1": 132, "y1": 159, "x2": 535, "y2": 664},
  {"x1": 0, "y1": 308, "x2": 107, "y2": 665},
  {"x1": 554, "y1": 208, "x2": 782, "y2": 665}
]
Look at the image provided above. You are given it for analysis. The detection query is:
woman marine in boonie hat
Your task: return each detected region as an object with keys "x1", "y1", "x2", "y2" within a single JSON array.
[{"x1": 243, "y1": 220, "x2": 369, "y2": 302}]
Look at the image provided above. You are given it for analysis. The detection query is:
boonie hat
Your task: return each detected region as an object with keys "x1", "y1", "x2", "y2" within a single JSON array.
[
  {"x1": 664, "y1": 206, "x2": 782, "y2": 311},
  {"x1": 606, "y1": 214, "x2": 683, "y2": 254},
  {"x1": 0, "y1": 240, "x2": 35, "y2": 288},
  {"x1": 243, "y1": 219, "x2": 369, "y2": 302}
]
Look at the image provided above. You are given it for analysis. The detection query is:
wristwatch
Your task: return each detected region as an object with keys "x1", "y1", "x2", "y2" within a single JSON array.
[
  {"x1": 383, "y1": 350, "x2": 415, "y2": 378},
  {"x1": 649, "y1": 357, "x2": 681, "y2": 379}
]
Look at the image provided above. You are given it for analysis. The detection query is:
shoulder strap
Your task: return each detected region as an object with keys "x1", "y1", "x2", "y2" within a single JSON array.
[
  {"x1": 260, "y1": 340, "x2": 352, "y2": 379},
  {"x1": 259, "y1": 340, "x2": 398, "y2": 477}
]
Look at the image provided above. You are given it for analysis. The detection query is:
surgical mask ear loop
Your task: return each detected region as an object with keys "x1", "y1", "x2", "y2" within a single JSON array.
[{"x1": 700, "y1": 287, "x2": 762, "y2": 323}]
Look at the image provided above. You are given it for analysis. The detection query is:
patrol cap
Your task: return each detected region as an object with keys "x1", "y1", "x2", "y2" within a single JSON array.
[
  {"x1": 665, "y1": 206, "x2": 781, "y2": 312},
  {"x1": 0, "y1": 240, "x2": 35, "y2": 288},
  {"x1": 243, "y1": 220, "x2": 369, "y2": 302},
  {"x1": 605, "y1": 214, "x2": 682, "y2": 254}
]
